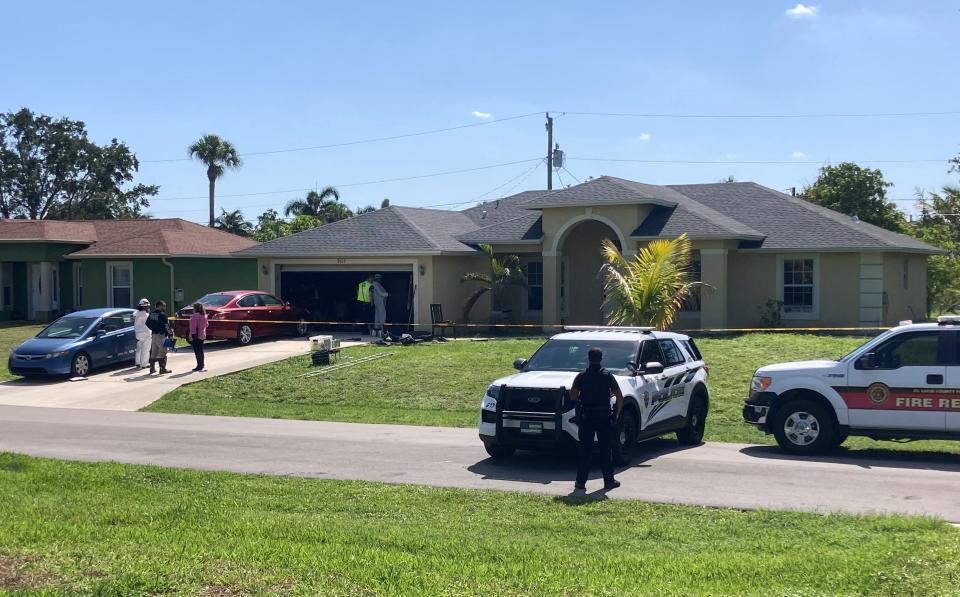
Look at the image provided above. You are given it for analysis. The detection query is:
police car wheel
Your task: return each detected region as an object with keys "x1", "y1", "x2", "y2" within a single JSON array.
[
  {"x1": 613, "y1": 409, "x2": 638, "y2": 466},
  {"x1": 772, "y1": 399, "x2": 836, "y2": 455},
  {"x1": 483, "y1": 442, "x2": 515, "y2": 459},
  {"x1": 677, "y1": 394, "x2": 707, "y2": 446}
]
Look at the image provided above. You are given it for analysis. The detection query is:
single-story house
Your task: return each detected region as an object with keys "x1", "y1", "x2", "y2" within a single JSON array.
[
  {"x1": 0, "y1": 219, "x2": 257, "y2": 322},
  {"x1": 236, "y1": 176, "x2": 942, "y2": 330}
]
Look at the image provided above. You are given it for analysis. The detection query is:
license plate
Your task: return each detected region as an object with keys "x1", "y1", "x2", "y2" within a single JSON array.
[{"x1": 520, "y1": 422, "x2": 543, "y2": 434}]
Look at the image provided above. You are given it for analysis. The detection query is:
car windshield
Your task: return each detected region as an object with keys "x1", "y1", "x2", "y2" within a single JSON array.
[
  {"x1": 37, "y1": 317, "x2": 97, "y2": 339},
  {"x1": 197, "y1": 294, "x2": 233, "y2": 308},
  {"x1": 525, "y1": 339, "x2": 639, "y2": 374}
]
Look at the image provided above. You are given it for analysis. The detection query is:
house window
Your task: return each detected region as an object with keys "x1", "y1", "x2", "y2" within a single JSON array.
[
  {"x1": 527, "y1": 261, "x2": 543, "y2": 311},
  {"x1": 680, "y1": 250, "x2": 702, "y2": 313},
  {"x1": 108, "y1": 262, "x2": 133, "y2": 308},
  {"x1": 782, "y1": 258, "x2": 815, "y2": 314}
]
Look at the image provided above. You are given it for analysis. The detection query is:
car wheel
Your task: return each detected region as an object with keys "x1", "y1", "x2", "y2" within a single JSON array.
[
  {"x1": 677, "y1": 393, "x2": 708, "y2": 446},
  {"x1": 296, "y1": 319, "x2": 310, "y2": 337},
  {"x1": 833, "y1": 432, "x2": 849, "y2": 448},
  {"x1": 71, "y1": 352, "x2": 91, "y2": 377},
  {"x1": 613, "y1": 409, "x2": 638, "y2": 466},
  {"x1": 237, "y1": 324, "x2": 254, "y2": 346},
  {"x1": 772, "y1": 399, "x2": 836, "y2": 455},
  {"x1": 483, "y1": 442, "x2": 515, "y2": 459}
]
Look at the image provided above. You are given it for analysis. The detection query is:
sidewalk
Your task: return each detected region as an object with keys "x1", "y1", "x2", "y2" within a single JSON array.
[{"x1": 0, "y1": 335, "x2": 366, "y2": 411}]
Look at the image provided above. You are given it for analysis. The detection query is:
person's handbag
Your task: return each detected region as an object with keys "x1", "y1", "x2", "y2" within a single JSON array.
[{"x1": 163, "y1": 337, "x2": 176, "y2": 352}]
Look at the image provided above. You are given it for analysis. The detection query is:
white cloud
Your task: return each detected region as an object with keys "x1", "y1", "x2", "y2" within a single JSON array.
[
  {"x1": 724, "y1": 153, "x2": 737, "y2": 159},
  {"x1": 792, "y1": 151, "x2": 807, "y2": 158},
  {"x1": 471, "y1": 110, "x2": 492, "y2": 119},
  {"x1": 785, "y1": 4, "x2": 818, "y2": 19},
  {"x1": 638, "y1": 132, "x2": 651, "y2": 141}
]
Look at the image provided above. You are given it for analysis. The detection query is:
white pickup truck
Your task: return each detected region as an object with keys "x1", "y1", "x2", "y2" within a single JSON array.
[
  {"x1": 478, "y1": 327, "x2": 711, "y2": 464},
  {"x1": 743, "y1": 317, "x2": 960, "y2": 454}
]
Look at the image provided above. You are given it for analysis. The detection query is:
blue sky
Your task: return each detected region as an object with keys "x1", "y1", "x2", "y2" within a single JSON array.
[{"x1": 4, "y1": 1, "x2": 958, "y2": 222}]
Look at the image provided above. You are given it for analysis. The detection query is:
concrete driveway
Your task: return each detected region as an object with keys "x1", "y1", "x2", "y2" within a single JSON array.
[
  {"x1": 0, "y1": 338, "x2": 342, "y2": 411},
  {"x1": 2, "y1": 405, "x2": 959, "y2": 521}
]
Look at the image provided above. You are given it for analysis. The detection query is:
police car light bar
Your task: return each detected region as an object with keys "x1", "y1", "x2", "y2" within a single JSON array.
[
  {"x1": 937, "y1": 315, "x2": 960, "y2": 325},
  {"x1": 564, "y1": 326, "x2": 655, "y2": 333}
]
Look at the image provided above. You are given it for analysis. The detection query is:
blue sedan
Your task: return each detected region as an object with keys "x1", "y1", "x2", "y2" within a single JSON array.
[{"x1": 8, "y1": 308, "x2": 138, "y2": 377}]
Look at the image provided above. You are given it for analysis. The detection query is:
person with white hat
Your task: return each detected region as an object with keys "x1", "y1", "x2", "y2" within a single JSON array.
[{"x1": 133, "y1": 298, "x2": 151, "y2": 369}]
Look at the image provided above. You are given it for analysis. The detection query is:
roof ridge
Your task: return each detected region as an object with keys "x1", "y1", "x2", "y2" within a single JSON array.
[
  {"x1": 656, "y1": 188, "x2": 766, "y2": 239},
  {"x1": 385, "y1": 205, "x2": 441, "y2": 250},
  {"x1": 744, "y1": 182, "x2": 921, "y2": 247}
]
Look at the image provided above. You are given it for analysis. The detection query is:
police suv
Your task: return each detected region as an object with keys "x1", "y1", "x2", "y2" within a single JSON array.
[
  {"x1": 744, "y1": 316, "x2": 960, "y2": 455},
  {"x1": 478, "y1": 327, "x2": 710, "y2": 464}
]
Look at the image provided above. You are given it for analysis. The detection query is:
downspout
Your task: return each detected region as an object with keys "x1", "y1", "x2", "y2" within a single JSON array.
[{"x1": 161, "y1": 258, "x2": 175, "y2": 310}]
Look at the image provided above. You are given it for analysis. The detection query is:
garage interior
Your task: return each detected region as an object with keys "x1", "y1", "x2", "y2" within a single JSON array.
[{"x1": 279, "y1": 268, "x2": 414, "y2": 332}]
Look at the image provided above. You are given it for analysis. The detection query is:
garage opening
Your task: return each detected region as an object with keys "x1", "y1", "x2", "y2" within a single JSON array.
[{"x1": 279, "y1": 268, "x2": 414, "y2": 332}]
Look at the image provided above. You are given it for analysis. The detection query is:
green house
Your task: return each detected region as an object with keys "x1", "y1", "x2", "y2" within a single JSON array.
[{"x1": 0, "y1": 219, "x2": 258, "y2": 322}]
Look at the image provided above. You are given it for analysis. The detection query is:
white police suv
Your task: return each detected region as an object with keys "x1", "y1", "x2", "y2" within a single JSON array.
[
  {"x1": 744, "y1": 316, "x2": 960, "y2": 455},
  {"x1": 479, "y1": 327, "x2": 710, "y2": 464}
]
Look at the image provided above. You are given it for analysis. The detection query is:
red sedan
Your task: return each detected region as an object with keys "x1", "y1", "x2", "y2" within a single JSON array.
[{"x1": 174, "y1": 291, "x2": 310, "y2": 345}]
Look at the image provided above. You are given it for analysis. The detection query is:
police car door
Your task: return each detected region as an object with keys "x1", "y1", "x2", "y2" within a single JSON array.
[
  {"x1": 845, "y1": 330, "x2": 946, "y2": 431},
  {"x1": 654, "y1": 338, "x2": 691, "y2": 423},
  {"x1": 635, "y1": 339, "x2": 668, "y2": 427}
]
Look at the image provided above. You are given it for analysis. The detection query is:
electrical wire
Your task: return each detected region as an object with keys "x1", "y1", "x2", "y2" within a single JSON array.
[
  {"x1": 561, "y1": 166, "x2": 582, "y2": 184},
  {"x1": 568, "y1": 157, "x2": 946, "y2": 165},
  {"x1": 140, "y1": 112, "x2": 543, "y2": 163},
  {"x1": 557, "y1": 110, "x2": 960, "y2": 119}
]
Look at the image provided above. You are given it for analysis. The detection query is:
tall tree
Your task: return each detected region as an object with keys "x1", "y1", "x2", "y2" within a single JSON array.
[
  {"x1": 802, "y1": 162, "x2": 907, "y2": 232},
  {"x1": 381, "y1": 198, "x2": 390, "y2": 208},
  {"x1": 913, "y1": 186, "x2": 960, "y2": 314},
  {"x1": 283, "y1": 187, "x2": 351, "y2": 223},
  {"x1": 0, "y1": 108, "x2": 157, "y2": 219},
  {"x1": 188, "y1": 134, "x2": 241, "y2": 228},
  {"x1": 214, "y1": 208, "x2": 253, "y2": 237},
  {"x1": 600, "y1": 234, "x2": 703, "y2": 329}
]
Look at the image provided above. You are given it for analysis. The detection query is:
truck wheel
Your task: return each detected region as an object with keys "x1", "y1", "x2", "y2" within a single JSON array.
[
  {"x1": 772, "y1": 399, "x2": 836, "y2": 455},
  {"x1": 237, "y1": 324, "x2": 254, "y2": 346},
  {"x1": 833, "y1": 432, "x2": 849, "y2": 448},
  {"x1": 613, "y1": 409, "x2": 638, "y2": 466},
  {"x1": 677, "y1": 393, "x2": 707, "y2": 446},
  {"x1": 483, "y1": 442, "x2": 515, "y2": 459}
]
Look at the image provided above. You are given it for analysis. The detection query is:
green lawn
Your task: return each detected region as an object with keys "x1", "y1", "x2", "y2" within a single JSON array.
[
  {"x1": 0, "y1": 322, "x2": 44, "y2": 381},
  {"x1": 149, "y1": 333, "x2": 960, "y2": 454},
  {"x1": 1, "y1": 453, "x2": 957, "y2": 596}
]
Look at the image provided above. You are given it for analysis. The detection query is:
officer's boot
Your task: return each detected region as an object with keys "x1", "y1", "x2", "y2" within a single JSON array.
[
  {"x1": 159, "y1": 358, "x2": 171, "y2": 375},
  {"x1": 149, "y1": 359, "x2": 156, "y2": 374}
]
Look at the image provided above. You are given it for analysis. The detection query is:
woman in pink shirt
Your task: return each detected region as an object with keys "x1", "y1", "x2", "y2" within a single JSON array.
[{"x1": 187, "y1": 302, "x2": 209, "y2": 372}]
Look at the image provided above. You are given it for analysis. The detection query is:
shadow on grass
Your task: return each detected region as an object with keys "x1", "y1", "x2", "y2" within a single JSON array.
[{"x1": 740, "y1": 444, "x2": 960, "y2": 472}]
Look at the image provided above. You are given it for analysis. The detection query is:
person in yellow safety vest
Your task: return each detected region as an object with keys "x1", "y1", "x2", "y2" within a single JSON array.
[{"x1": 357, "y1": 274, "x2": 374, "y2": 335}]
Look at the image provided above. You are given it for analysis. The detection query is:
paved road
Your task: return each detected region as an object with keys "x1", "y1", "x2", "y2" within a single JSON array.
[
  {"x1": 0, "y1": 337, "x2": 363, "y2": 410},
  {"x1": 2, "y1": 405, "x2": 959, "y2": 521}
]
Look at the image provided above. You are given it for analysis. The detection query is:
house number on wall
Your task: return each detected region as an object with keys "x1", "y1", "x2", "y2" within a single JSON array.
[{"x1": 336, "y1": 258, "x2": 347, "y2": 264}]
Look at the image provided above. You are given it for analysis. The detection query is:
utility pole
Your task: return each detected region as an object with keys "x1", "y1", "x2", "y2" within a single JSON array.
[{"x1": 545, "y1": 112, "x2": 554, "y2": 190}]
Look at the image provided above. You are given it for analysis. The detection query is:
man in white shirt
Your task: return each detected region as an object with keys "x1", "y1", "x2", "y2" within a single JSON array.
[{"x1": 133, "y1": 298, "x2": 151, "y2": 369}]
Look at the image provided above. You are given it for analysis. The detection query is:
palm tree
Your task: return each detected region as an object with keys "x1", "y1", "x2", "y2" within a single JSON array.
[
  {"x1": 599, "y1": 233, "x2": 704, "y2": 329},
  {"x1": 214, "y1": 208, "x2": 253, "y2": 237},
  {"x1": 461, "y1": 244, "x2": 527, "y2": 323},
  {"x1": 284, "y1": 187, "x2": 351, "y2": 223},
  {"x1": 188, "y1": 134, "x2": 242, "y2": 227}
]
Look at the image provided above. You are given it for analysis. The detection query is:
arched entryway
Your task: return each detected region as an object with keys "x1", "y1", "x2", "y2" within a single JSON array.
[{"x1": 556, "y1": 219, "x2": 624, "y2": 325}]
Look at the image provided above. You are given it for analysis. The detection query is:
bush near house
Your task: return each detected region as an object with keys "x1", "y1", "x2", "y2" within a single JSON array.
[
  {"x1": 149, "y1": 333, "x2": 960, "y2": 455},
  {"x1": 1, "y1": 453, "x2": 958, "y2": 595}
]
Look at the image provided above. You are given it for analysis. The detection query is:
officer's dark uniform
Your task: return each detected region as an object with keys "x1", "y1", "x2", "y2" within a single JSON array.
[{"x1": 572, "y1": 363, "x2": 618, "y2": 487}]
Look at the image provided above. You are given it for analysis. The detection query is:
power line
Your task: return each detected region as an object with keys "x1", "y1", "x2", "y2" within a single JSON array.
[
  {"x1": 558, "y1": 110, "x2": 960, "y2": 119},
  {"x1": 569, "y1": 157, "x2": 947, "y2": 165},
  {"x1": 561, "y1": 166, "x2": 581, "y2": 184},
  {"x1": 140, "y1": 112, "x2": 542, "y2": 163},
  {"x1": 148, "y1": 158, "x2": 543, "y2": 204},
  {"x1": 460, "y1": 159, "x2": 545, "y2": 206}
]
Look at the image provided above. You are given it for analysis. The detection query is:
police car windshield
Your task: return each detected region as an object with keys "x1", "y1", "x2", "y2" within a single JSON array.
[{"x1": 525, "y1": 339, "x2": 638, "y2": 374}]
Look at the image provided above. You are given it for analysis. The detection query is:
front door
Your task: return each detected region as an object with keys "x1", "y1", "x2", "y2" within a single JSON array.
[{"x1": 845, "y1": 330, "x2": 946, "y2": 431}]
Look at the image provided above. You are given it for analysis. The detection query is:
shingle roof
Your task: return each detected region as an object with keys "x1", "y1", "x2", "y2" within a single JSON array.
[
  {"x1": 0, "y1": 219, "x2": 256, "y2": 256},
  {"x1": 457, "y1": 213, "x2": 543, "y2": 244},
  {"x1": 234, "y1": 206, "x2": 477, "y2": 257},
  {"x1": 667, "y1": 182, "x2": 939, "y2": 252},
  {"x1": 462, "y1": 190, "x2": 550, "y2": 225},
  {"x1": 521, "y1": 176, "x2": 686, "y2": 208}
]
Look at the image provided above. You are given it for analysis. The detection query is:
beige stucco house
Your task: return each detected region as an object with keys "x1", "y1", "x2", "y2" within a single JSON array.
[{"x1": 236, "y1": 176, "x2": 941, "y2": 330}]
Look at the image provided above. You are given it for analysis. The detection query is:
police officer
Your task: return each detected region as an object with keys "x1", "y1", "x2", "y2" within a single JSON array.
[{"x1": 569, "y1": 347, "x2": 624, "y2": 491}]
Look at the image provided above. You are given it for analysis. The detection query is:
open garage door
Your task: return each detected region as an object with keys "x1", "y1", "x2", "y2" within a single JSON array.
[{"x1": 278, "y1": 266, "x2": 414, "y2": 332}]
